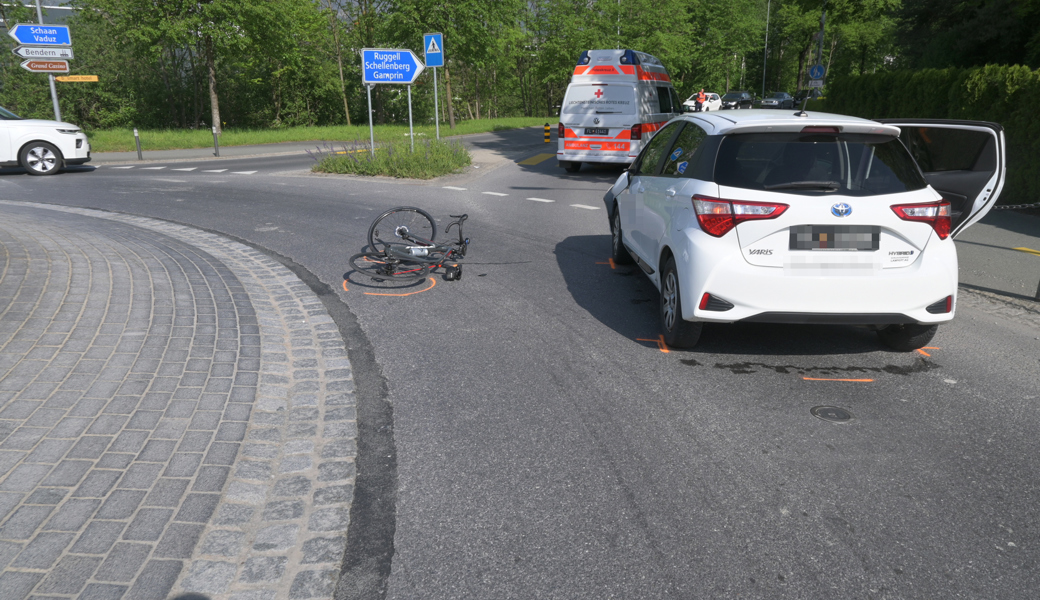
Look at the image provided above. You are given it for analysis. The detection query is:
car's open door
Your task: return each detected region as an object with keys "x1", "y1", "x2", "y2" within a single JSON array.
[{"x1": 876, "y1": 119, "x2": 1005, "y2": 237}]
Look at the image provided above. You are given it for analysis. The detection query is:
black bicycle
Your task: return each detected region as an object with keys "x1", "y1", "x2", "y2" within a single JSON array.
[{"x1": 349, "y1": 206, "x2": 469, "y2": 282}]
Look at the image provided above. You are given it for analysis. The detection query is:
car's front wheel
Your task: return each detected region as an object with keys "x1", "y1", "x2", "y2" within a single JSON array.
[
  {"x1": 876, "y1": 323, "x2": 938, "y2": 351},
  {"x1": 20, "y1": 142, "x2": 63, "y2": 176},
  {"x1": 611, "y1": 206, "x2": 634, "y2": 265},
  {"x1": 659, "y1": 257, "x2": 703, "y2": 348}
]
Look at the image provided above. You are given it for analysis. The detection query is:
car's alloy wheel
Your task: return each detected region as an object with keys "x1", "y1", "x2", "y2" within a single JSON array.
[
  {"x1": 20, "y1": 142, "x2": 62, "y2": 176},
  {"x1": 611, "y1": 208, "x2": 634, "y2": 265},
  {"x1": 659, "y1": 257, "x2": 703, "y2": 348}
]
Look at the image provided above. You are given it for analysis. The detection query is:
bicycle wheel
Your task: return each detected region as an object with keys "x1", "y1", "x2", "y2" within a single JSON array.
[
  {"x1": 368, "y1": 207, "x2": 437, "y2": 250},
  {"x1": 349, "y1": 252, "x2": 430, "y2": 281}
]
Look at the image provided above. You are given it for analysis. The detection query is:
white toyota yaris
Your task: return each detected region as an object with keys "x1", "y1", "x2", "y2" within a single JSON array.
[
  {"x1": 0, "y1": 105, "x2": 91, "y2": 175},
  {"x1": 603, "y1": 110, "x2": 1005, "y2": 350}
]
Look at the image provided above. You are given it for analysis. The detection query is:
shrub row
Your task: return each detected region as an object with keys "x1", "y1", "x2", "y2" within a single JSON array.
[{"x1": 824, "y1": 65, "x2": 1040, "y2": 205}]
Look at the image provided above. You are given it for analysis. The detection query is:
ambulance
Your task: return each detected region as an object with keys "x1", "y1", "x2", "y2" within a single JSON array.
[{"x1": 558, "y1": 49, "x2": 683, "y2": 173}]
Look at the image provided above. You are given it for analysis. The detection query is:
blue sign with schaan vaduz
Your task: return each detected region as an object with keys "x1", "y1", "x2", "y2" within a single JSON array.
[
  {"x1": 7, "y1": 23, "x2": 72, "y2": 46},
  {"x1": 361, "y1": 48, "x2": 425, "y2": 85}
]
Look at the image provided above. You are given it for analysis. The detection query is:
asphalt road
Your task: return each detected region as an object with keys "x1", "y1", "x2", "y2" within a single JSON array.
[{"x1": 4, "y1": 127, "x2": 1040, "y2": 599}]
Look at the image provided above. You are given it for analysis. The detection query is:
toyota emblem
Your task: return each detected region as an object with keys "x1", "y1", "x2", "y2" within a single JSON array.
[{"x1": 831, "y1": 203, "x2": 852, "y2": 217}]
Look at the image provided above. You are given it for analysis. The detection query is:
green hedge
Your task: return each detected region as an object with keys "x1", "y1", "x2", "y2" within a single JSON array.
[{"x1": 824, "y1": 65, "x2": 1040, "y2": 205}]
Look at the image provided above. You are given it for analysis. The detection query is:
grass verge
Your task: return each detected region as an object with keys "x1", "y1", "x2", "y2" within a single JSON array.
[
  {"x1": 88, "y1": 117, "x2": 558, "y2": 153},
  {"x1": 311, "y1": 138, "x2": 471, "y2": 179}
]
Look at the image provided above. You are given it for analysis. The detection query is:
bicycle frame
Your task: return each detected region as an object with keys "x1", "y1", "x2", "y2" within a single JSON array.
[{"x1": 382, "y1": 214, "x2": 468, "y2": 266}]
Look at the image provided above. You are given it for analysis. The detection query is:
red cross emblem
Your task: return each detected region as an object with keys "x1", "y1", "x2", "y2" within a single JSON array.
[{"x1": 594, "y1": 89, "x2": 604, "y2": 98}]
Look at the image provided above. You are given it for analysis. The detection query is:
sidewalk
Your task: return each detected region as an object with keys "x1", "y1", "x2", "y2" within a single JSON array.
[{"x1": 0, "y1": 201, "x2": 357, "y2": 599}]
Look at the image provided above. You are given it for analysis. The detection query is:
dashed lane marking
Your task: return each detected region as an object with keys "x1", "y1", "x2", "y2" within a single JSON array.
[
  {"x1": 203, "y1": 169, "x2": 228, "y2": 173},
  {"x1": 482, "y1": 192, "x2": 508, "y2": 197},
  {"x1": 803, "y1": 377, "x2": 874, "y2": 382},
  {"x1": 233, "y1": 171, "x2": 258, "y2": 175},
  {"x1": 571, "y1": 204, "x2": 600, "y2": 210},
  {"x1": 527, "y1": 198, "x2": 555, "y2": 203},
  {"x1": 141, "y1": 166, "x2": 166, "y2": 170},
  {"x1": 443, "y1": 186, "x2": 467, "y2": 191},
  {"x1": 111, "y1": 166, "x2": 134, "y2": 169},
  {"x1": 517, "y1": 153, "x2": 556, "y2": 165},
  {"x1": 172, "y1": 167, "x2": 197, "y2": 171},
  {"x1": 1014, "y1": 247, "x2": 1040, "y2": 256}
]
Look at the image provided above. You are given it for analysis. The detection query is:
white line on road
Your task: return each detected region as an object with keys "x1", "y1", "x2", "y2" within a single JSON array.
[
  {"x1": 232, "y1": 171, "x2": 258, "y2": 175},
  {"x1": 171, "y1": 167, "x2": 197, "y2": 171},
  {"x1": 141, "y1": 166, "x2": 166, "y2": 170},
  {"x1": 202, "y1": 169, "x2": 228, "y2": 173},
  {"x1": 571, "y1": 204, "x2": 601, "y2": 210},
  {"x1": 111, "y1": 166, "x2": 134, "y2": 169},
  {"x1": 527, "y1": 198, "x2": 555, "y2": 203},
  {"x1": 482, "y1": 191, "x2": 508, "y2": 197},
  {"x1": 443, "y1": 186, "x2": 467, "y2": 191}
]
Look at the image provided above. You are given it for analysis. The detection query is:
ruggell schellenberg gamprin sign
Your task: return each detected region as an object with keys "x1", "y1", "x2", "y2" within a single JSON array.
[{"x1": 360, "y1": 47, "x2": 427, "y2": 155}]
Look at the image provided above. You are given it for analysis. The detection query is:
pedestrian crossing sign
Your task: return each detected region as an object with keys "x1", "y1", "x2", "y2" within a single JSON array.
[{"x1": 424, "y1": 33, "x2": 444, "y2": 67}]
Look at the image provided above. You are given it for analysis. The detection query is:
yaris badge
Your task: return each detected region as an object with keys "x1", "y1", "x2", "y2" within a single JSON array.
[{"x1": 831, "y1": 202, "x2": 852, "y2": 217}]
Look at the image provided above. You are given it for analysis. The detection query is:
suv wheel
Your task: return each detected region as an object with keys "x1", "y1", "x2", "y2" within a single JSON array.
[
  {"x1": 660, "y1": 257, "x2": 703, "y2": 348},
  {"x1": 877, "y1": 323, "x2": 938, "y2": 351},
  {"x1": 20, "y1": 142, "x2": 63, "y2": 176}
]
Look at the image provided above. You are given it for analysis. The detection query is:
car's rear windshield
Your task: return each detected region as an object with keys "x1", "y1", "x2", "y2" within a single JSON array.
[
  {"x1": 722, "y1": 93, "x2": 742, "y2": 100},
  {"x1": 714, "y1": 132, "x2": 928, "y2": 196},
  {"x1": 562, "y1": 84, "x2": 636, "y2": 115},
  {"x1": 0, "y1": 106, "x2": 21, "y2": 120}
]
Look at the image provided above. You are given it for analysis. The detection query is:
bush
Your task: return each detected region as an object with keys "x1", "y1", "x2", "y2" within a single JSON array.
[
  {"x1": 825, "y1": 66, "x2": 1040, "y2": 205},
  {"x1": 312, "y1": 138, "x2": 471, "y2": 179}
]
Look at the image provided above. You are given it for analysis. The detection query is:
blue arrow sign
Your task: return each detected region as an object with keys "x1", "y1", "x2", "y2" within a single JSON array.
[
  {"x1": 362, "y1": 48, "x2": 425, "y2": 84},
  {"x1": 808, "y1": 64, "x2": 826, "y2": 80},
  {"x1": 424, "y1": 33, "x2": 443, "y2": 68},
  {"x1": 7, "y1": 23, "x2": 72, "y2": 47}
]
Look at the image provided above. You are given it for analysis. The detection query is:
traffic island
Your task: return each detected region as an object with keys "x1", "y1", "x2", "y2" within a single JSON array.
[{"x1": 311, "y1": 138, "x2": 471, "y2": 179}]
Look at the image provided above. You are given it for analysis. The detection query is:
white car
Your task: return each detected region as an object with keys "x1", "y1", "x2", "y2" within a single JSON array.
[
  {"x1": 0, "y1": 106, "x2": 91, "y2": 175},
  {"x1": 683, "y1": 92, "x2": 721, "y2": 112},
  {"x1": 603, "y1": 111, "x2": 1005, "y2": 350}
]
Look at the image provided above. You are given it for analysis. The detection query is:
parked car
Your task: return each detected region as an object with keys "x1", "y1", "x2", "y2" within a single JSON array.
[
  {"x1": 602, "y1": 111, "x2": 1005, "y2": 350},
  {"x1": 0, "y1": 105, "x2": 91, "y2": 175},
  {"x1": 760, "y1": 92, "x2": 795, "y2": 109},
  {"x1": 720, "y1": 91, "x2": 754, "y2": 109},
  {"x1": 683, "y1": 92, "x2": 721, "y2": 112}
]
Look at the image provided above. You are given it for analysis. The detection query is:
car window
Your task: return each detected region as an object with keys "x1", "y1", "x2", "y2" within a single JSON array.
[
  {"x1": 634, "y1": 122, "x2": 683, "y2": 176},
  {"x1": 722, "y1": 94, "x2": 740, "y2": 100},
  {"x1": 669, "y1": 88, "x2": 682, "y2": 114},
  {"x1": 899, "y1": 127, "x2": 993, "y2": 172},
  {"x1": 661, "y1": 123, "x2": 708, "y2": 177},
  {"x1": 714, "y1": 132, "x2": 928, "y2": 196},
  {"x1": 656, "y1": 86, "x2": 673, "y2": 114},
  {"x1": 562, "y1": 84, "x2": 636, "y2": 115},
  {"x1": 0, "y1": 106, "x2": 21, "y2": 120}
]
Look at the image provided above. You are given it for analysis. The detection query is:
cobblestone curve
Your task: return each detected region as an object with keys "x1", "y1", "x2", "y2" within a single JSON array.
[{"x1": 0, "y1": 200, "x2": 356, "y2": 600}]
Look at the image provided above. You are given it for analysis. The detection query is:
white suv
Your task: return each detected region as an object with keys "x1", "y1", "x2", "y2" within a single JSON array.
[
  {"x1": 0, "y1": 105, "x2": 91, "y2": 175},
  {"x1": 603, "y1": 111, "x2": 1005, "y2": 350}
]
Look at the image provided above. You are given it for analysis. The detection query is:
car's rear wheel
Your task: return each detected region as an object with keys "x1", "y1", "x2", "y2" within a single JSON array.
[
  {"x1": 20, "y1": 142, "x2": 63, "y2": 176},
  {"x1": 876, "y1": 323, "x2": 938, "y2": 351},
  {"x1": 611, "y1": 206, "x2": 634, "y2": 265},
  {"x1": 660, "y1": 257, "x2": 702, "y2": 348},
  {"x1": 563, "y1": 161, "x2": 581, "y2": 173}
]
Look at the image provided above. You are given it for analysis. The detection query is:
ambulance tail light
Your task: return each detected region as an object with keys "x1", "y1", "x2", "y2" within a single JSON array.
[
  {"x1": 558, "y1": 123, "x2": 565, "y2": 138},
  {"x1": 619, "y1": 49, "x2": 640, "y2": 65},
  {"x1": 577, "y1": 50, "x2": 591, "y2": 65},
  {"x1": 630, "y1": 123, "x2": 642, "y2": 140}
]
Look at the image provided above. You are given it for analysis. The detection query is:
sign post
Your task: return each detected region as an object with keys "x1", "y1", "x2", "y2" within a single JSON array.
[
  {"x1": 424, "y1": 33, "x2": 444, "y2": 140},
  {"x1": 361, "y1": 48, "x2": 426, "y2": 154},
  {"x1": 9, "y1": 5, "x2": 74, "y2": 122}
]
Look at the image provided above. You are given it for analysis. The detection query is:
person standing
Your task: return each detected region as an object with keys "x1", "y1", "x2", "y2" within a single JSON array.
[{"x1": 695, "y1": 88, "x2": 707, "y2": 112}]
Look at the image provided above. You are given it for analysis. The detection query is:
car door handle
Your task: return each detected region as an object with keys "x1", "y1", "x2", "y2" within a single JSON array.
[{"x1": 666, "y1": 189, "x2": 677, "y2": 197}]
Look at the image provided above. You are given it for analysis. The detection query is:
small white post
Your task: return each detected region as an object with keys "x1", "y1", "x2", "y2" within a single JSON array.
[{"x1": 407, "y1": 85, "x2": 414, "y2": 152}]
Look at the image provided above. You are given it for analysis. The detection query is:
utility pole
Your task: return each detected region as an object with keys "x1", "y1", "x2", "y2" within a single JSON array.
[{"x1": 761, "y1": 0, "x2": 771, "y2": 100}]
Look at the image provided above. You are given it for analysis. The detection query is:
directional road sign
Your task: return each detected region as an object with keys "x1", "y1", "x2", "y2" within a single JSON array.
[
  {"x1": 424, "y1": 33, "x2": 443, "y2": 68},
  {"x1": 56, "y1": 75, "x2": 97, "y2": 82},
  {"x1": 20, "y1": 59, "x2": 69, "y2": 73},
  {"x1": 362, "y1": 48, "x2": 425, "y2": 85},
  {"x1": 808, "y1": 64, "x2": 826, "y2": 80},
  {"x1": 7, "y1": 23, "x2": 71, "y2": 47},
  {"x1": 13, "y1": 46, "x2": 73, "y2": 60}
]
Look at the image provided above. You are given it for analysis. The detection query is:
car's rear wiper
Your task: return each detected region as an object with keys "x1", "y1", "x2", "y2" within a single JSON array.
[{"x1": 764, "y1": 181, "x2": 840, "y2": 191}]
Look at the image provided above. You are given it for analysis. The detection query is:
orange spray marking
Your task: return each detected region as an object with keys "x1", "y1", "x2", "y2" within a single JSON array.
[
  {"x1": 363, "y1": 278, "x2": 436, "y2": 296},
  {"x1": 595, "y1": 259, "x2": 617, "y2": 269},
  {"x1": 636, "y1": 335, "x2": 670, "y2": 353}
]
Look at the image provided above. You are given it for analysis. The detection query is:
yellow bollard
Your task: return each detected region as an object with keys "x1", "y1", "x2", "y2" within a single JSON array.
[{"x1": 544, "y1": 123, "x2": 551, "y2": 143}]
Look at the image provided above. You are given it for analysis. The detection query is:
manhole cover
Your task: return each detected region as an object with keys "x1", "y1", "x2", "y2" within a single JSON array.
[{"x1": 810, "y1": 406, "x2": 853, "y2": 422}]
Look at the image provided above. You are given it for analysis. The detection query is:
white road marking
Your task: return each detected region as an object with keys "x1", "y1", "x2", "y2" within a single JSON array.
[
  {"x1": 571, "y1": 204, "x2": 600, "y2": 210},
  {"x1": 203, "y1": 169, "x2": 228, "y2": 173},
  {"x1": 232, "y1": 171, "x2": 258, "y2": 175},
  {"x1": 171, "y1": 167, "x2": 197, "y2": 171},
  {"x1": 442, "y1": 186, "x2": 466, "y2": 190},
  {"x1": 111, "y1": 166, "x2": 134, "y2": 169},
  {"x1": 527, "y1": 198, "x2": 555, "y2": 203},
  {"x1": 482, "y1": 191, "x2": 508, "y2": 197},
  {"x1": 141, "y1": 166, "x2": 166, "y2": 170}
]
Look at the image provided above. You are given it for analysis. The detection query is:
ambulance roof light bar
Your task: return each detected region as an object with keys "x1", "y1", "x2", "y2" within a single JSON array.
[
  {"x1": 576, "y1": 49, "x2": 643, "y2": 66},
  {"x1": 577, "y1": 51, "x2": 591, "y2": 65},
  {"x1": 619, "y1": 50, "x2": 641, "y2": 65}
]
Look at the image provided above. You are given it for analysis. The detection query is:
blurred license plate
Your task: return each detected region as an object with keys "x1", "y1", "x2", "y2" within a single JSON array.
[
  {"x1": 584, "y1": 128, "x2": 609, "y2": 135},
  {"x1": 790, "y1": 225, "x2": 879, "y2": 251}
]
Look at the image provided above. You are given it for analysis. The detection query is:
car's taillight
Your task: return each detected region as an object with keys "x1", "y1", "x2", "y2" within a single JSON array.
[
  {"x1": 692, "y1": 195, "x2": 789, "y2": 237},
  {"x1": 891, "y1": 201, "x2": 952, "y2": 240},
  {"x1": 631, "y1": 123, "x2": 642, "y2": 140},
  {"x1": 558, "y1": 123, "x2": 565, "y2": 138}
]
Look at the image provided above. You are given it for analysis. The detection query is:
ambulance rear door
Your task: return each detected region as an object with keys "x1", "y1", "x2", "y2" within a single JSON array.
[{"x1": 559, "y1": 83, "x2": 639, "y2": 161}]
